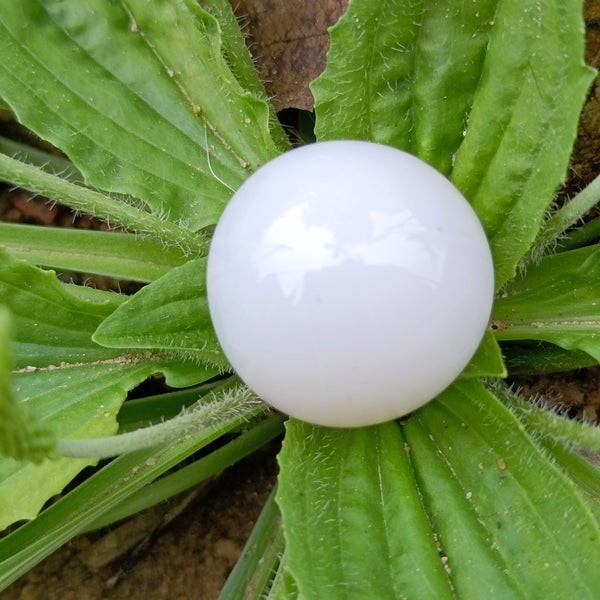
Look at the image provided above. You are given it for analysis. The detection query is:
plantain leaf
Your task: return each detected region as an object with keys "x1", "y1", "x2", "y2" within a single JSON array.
[
  {"x1": 277, "y1": 420, "x2": 453, "y2": 600},
  {"x1": 93, "y1": 258, "x2": 228, "y2": 372},
  {"x1": 0, "y1": 307, "x2": 55, "y2": 463},
  {"x1": 0, "y1": 248, "x2": 217, "y2": 529},
  {"x1": 0, "y1": 361, "x2": 158, "y2": 530},
  {"x1": 277, "y1": 381, "x2": 600, "y2": 599},
  {"x1": 492, "y1": 245, "x2": 600, "y2": 362},
  {"x1": 0, "y1": 0, "x2": 282, "y2": 230},
  {"x1": 404, "y1": 380, "x2": 600, "y2": 598},
  {"x1": 0, "y1": 222, "x2": 189, "y2": 282},
  {"x1": 202, "y1": 0, "x2": 290, "y2": 151},
  {"x1": 461, "y1": 329, "x2": 506, "y2": 379},
  {"x1": 0, "y1": 135, "x2": 82, "y2": 183},
  {"x1": 312, "y1": 0, "x2": 496, "y2": 176},
  {"x1": 451, "y1": 1, "x2": 595, "y2": 287},
  {"x1": 0, "y1": 382, "x2": 267, "y2": 590},
  {"x1": 501, "y1": 340, "x2": 600, "y2": 375},
  {"x1": 0, "y1": 247, "x2": 120, "y2": 368},
  {"x1": 312, "y1": 0, "x2": 595, "y2": 288}
]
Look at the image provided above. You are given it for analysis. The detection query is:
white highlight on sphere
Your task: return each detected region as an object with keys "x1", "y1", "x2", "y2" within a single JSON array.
[{"x1": 206, "y1": 141, "x2": 495, "y2": 428}]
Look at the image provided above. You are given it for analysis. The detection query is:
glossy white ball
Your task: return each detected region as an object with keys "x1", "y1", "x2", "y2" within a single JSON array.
[{"x1": 206, "y1": 141, "x2": 494, "y2": 427}]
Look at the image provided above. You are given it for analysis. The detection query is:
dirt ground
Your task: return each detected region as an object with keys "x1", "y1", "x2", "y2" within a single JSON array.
[
  {"x1": 3, "y1": 447, "x2": 278, "y2": 600},
  {"x1": 4, "y1": 1, "x2": 600, "y2": 599}
]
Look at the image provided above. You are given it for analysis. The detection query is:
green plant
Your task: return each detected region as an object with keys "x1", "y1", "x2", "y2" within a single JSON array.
[{"x1": 0, "y1": 0, "x2": 599, "y2": 597}]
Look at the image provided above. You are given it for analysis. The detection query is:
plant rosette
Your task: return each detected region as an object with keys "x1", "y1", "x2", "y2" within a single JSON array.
[{"x1": 1, "y1": 1, "x2": 600, "y2": 597}]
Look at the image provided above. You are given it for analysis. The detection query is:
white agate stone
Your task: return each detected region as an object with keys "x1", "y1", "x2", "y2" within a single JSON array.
[{"x1": 207, "y1": 141, "x2": 494, "y2": 427}]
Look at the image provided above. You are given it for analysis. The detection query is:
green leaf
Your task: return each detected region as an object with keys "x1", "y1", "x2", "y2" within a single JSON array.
[
  {"x1": 267, "y1": 560, "x2": 299, "y2": 600},
  {"x1": 530, "y1": 173, "x2": 600, "y2": 257},
  {"x1": 501, "y1": 341, "x2": 600, "y2": 375},
  {"x1": 312, "y1": 0, "x2": 496, "y2": 176},
  {"x1": 451, "y1": 1, "x2": 594, "y2": 287},
  {"x1": 556, "y1": 213, "x2": 600, "y2": 253},
  {"x1": 0, "y1": 135, "x2": 82, "y2": 183},
  {"x1": 0, "y1": 361, "x2": 157, "y2": 530},
  {"x1": 278, "y1": 381, "x2": 600, "y2": 598},
  {"x1": 0, "y1": 248, "x2": 217, "y2": 528},
  {"x1": 0, "y1": 307, "x2": 55, "y2": 463},
  {"x1": 461, "y1": 329, "x2": 506, "y2": 378},
  {"x1": 537, "y1": 438, "x2": 600, "y2": 527},
  {"x1": 501, "y1": 384, "x2": 600, "y2": 455},
  {"x1": 0, "y1": 381, "x2": 264, "y2": 590},
  {"x1": 492, "y1": 245, "x2": 600, "y2": 362},
  {"x1": 277, "y1": 420, "x2": 453, "y2": 600},
  {"x1": 403, "y1": 380, "x2": 600, "y2": 598},
  {"x1": 312, "y1": 0, "x2": 594, "y2": 288},
  {"x1": 88, "y1": 413, "x2": 285, "y2": 531},
  {"x1": 202, "y1": 0, "x2": 290, "y2": 152},
  {"x1": 0, "y1": 153, "x2": 206, "y2": 256},
  {"x1": 0, "y1": 222, "x2": 189, "y2": 282},
  {"x1": 218, "y1": 487, "x2": 286, "y2": 600},
  {"x1": 60, "y1": 283, "x2": 128, "y2": 305},
  {"x1": 93, "y1": 258, "x2": 228, "y2": 372},
  {"x1": 266, "y1": 552, "x2": 300, "y2": 600},
  {"x1": 55, "y1": 384, "x2": 264, "y2": 459},
  {"x1": 0, "y1": 246, "x2": 120, "y2": 367},
  {"x1": 0, "y1": 0, "x2": 282, "y2": 229},
  {"x1": 501, "y1": 341, "x2": 598, "y2": 375}
]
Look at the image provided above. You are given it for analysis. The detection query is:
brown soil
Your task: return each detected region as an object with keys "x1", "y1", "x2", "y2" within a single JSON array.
[{"x1": 3, "y1": 448, "x2": 278, "y2": 600}]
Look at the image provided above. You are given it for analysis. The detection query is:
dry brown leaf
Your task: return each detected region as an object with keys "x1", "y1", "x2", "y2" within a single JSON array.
[
  {"x1": 585, "y1": 0, "x2": 600, "y2": 20},
  {"x1": 568, "y1": 1, "x2": 600, "y2": 190},
  {"x1": 231, "y1": 0, "x2": 349, "y2": 111}
]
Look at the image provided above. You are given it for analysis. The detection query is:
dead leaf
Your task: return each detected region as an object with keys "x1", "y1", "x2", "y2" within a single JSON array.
[
  {"x1": 567, "y1": 1, "x2": 600, "y2": 190},
  {"x1": 231, "y1": 0, "x2": 349, "y2": 111},
  {"x1": 585, "y1": 0, "x2": 600, "y2": 20}
]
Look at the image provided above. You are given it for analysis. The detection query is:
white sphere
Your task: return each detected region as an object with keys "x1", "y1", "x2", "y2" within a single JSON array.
[{"x1": 206, "y1": 141, "x2": 494, "y2": 427}]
